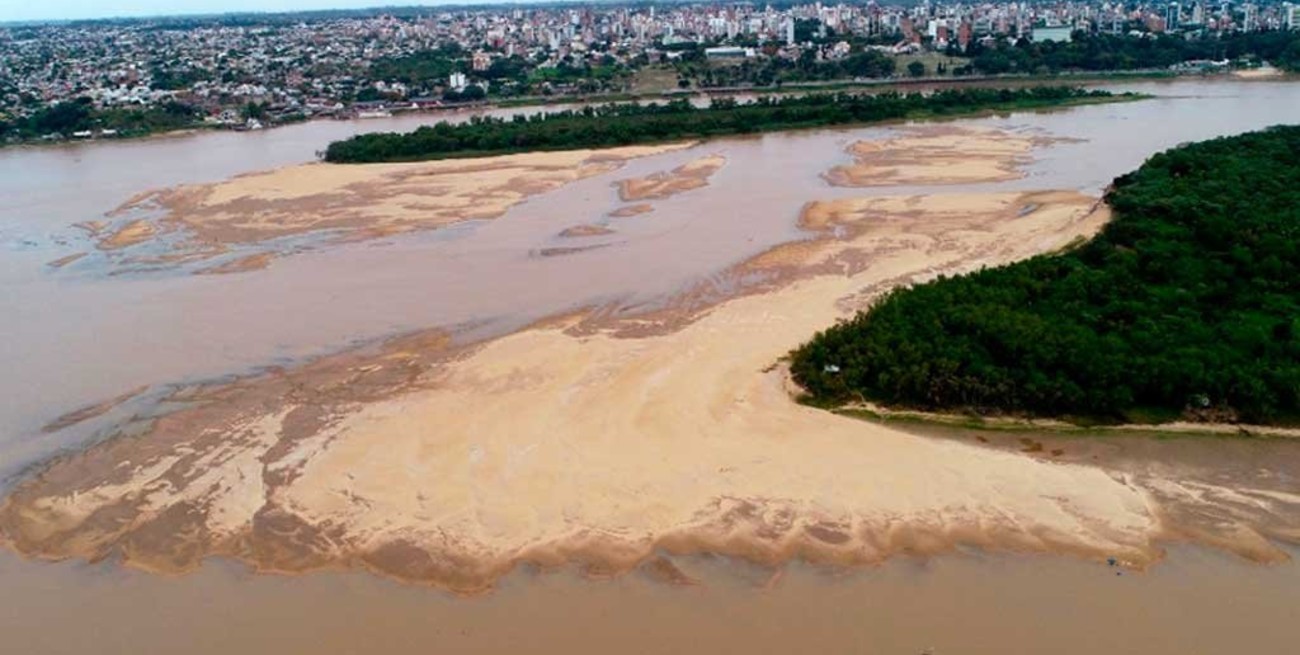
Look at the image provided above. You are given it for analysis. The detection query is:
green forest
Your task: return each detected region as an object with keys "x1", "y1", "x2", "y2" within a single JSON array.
[
  {"x1": 323, "y1": 86, "x2": 1121, "y2": 163},
  {"x1": 964, "y1": 29, "x2": 1300, "y2": 75},
  {"x1": 0, "y1": 97, "x2": 204, "y2": 140},
  {"x1": 791, "y1": 126, "x2": 1300, "y2": 426}
]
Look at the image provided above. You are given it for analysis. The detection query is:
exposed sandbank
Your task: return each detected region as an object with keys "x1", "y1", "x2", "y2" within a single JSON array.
[
  {"x1": 10, "y1": 184, "x2": 1295, "y2": 593},
  {"x1": 616, "y1": 154, "x2": 726, "y2": 202},
  {"x1": 45, "y1": 253, "x2": 87, "y2": 268},
  {"x1": 558, "y1": 224, "x2": 616, "y2": 238},
  {"x1": 1232, "y1": 66, "x2": 1284, "y2": 79},
  {"x1": 8, "y1": 125, "x2": 1298, "y2": 594},
  {"x1": 93, "y1": 143, "x2": 690, "y2": 270},
  {"x1": 196, "y1": 253, "x2": 275, "y2": 275},
  {"x1": 824, "y1": 125, "x2": 1053, "y2": 187},
  {"x1": 40, "y1": 385, "x2": 149, "y2": 434},
  {"x1": 609, "y1": 204, "x2": 654, "y2": 218}
]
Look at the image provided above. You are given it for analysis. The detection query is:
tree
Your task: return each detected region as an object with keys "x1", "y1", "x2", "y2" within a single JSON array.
[
  {"x1": 459, "y1": 85, "x2": 486, "y2": 101},
  {"x1": 241, "y1": 102, "x2": 266, "y2": 121},
  {"x1": 907, "y1": 61, "x2": 927, "y2": 77}
]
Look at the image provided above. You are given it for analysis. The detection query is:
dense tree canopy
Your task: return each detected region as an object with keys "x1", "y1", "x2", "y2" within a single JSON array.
[
  {"x1": 323, "y1": 86, "x2": 1119, "y2": 163},
  {"x1": 791, "y1": 126, "x2": 1300, "y2": 425},
  {"x1": 369, "y1": 44, "x2": 466, "y2": 85},
  {"x1": 966, "y1": 29, "x2": 1300, "y2": 75},
  {"x1": 1, "y1": 97, "x2": 202, "y2": 139}
]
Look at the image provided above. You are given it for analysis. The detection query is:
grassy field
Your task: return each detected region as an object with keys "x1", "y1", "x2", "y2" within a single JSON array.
[
  {"x1": 893, "y1": 51, "x2": 973, "y2": 77},
  {"x1": 630, "y1": 65, "x2": 683, "y2": 94}
]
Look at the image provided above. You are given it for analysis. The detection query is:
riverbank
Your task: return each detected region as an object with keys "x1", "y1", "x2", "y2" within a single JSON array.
[
  {"x1": 323, "y1": 87, "x2": 1133, "y2": 163},
  {"x1": 829, "y1": 402, "x2": 1300, "y2": 439},
  {"x1": 4, "y1": 69, "x2": 1291, "y2": 156}
]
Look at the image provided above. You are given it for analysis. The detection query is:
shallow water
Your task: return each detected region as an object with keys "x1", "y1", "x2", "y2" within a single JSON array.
[
  {"x1": 2, "y1": 78, "x2": 1300, "y2": 651},
  {"x1": 2, "y1": 544, "x2": 1297, "y2": 655}
]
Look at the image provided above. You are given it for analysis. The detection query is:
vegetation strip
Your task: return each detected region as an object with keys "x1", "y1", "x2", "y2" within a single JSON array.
[
  {"x1": 791, "y1": 126, "x2": 1300, "y2": 426},
  {"x1": 322, "y1": 86, "x2": 1129, "y2": 163}
]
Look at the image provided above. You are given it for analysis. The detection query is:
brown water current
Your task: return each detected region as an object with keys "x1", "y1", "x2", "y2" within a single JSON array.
[{"x1": 2, "y1": 79, "x2": 1300, "y2": 651}]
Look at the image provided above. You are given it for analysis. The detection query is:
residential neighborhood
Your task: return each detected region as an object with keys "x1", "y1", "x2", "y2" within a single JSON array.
[{"x1": 2, "y1": 1, "x2": 1298, "y2": 141}]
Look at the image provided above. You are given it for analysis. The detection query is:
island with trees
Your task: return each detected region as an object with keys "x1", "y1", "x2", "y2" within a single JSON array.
[
  {"x1": 790, "y1": 126, "x2": 1300, "y2": 426},
  {"x1": 322, "y1": 86, "x2": 1127, "y2": 163}
]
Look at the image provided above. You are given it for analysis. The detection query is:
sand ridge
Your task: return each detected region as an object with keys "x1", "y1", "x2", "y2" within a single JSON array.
[
  {"x1": 608, "y1": 204, "x2": 653, "y2": 218},
  {"x1": 616, "y1": 154, "x2": 726, "y2": 202},
  {"x1": 92, "y1": 143, "x2": 692, "y2": 271},
  {"x1": 557, "y1": 224, "x2": 616, "y2": 239},
  {"x1": 824, "y1": 125, "x2": 1055, "y2": 187}
]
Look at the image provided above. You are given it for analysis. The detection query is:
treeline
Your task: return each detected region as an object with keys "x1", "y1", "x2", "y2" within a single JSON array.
[
  {"x1": 791, "y1": 126, "x2": 1300, "y2": 425},
  {"x1": 368, "y1": 44, "x2": 633, "y2": 99},
  {"x1": 671, "y1": 47, "x2": 896, "y2": 88},
  {"x1": 965, "y1": 29, "x2": 1300, "y2": 75},
  {"x1": 323, "y1": 86, "x2": 1118, "y2": 163},
  {"x1": 0, "y1": 97, "x2": 203, "y2": 140}
]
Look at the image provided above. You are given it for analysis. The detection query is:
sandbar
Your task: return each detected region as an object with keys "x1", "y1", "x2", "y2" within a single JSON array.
[
  {"x1": 11, "y1": 186, "x2": 1294, "y2": 593},
  {"x1": 45, "y1": 253, "x2": 87, "y2": 268},
  {"x1": 196, "y1": 253, "x2": 275, "y2": 275},
  {"x1": 609, "y1": 204, "x2": 654, "y2": 218},
  {"x1": 94, "y1": 143, "x2": 691, "y2": 269},
  {"x1": 8, "y1": 127, "x2": 1298, "y2": 594},
  {"x1": 825, "y1": 125, "x2": 1050, "y2": 187},
  {"x1": 558, "y1": 224, "x2": 616, "y2": 238},
  {"x1": 617, "y1": 154, "x2": 726, "y2": 202}
]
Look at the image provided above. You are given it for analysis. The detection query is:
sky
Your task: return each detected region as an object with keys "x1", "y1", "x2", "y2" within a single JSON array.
[{"x1": 0, "y1": 0, "x2": 517, "y2": 23}]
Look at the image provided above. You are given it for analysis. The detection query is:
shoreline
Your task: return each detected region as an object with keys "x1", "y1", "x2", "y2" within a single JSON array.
[
  {"x1": 1, "y1": 71, "x2": 1214, "y2": 156},
  {"x1": 322, "y1": 90, "x2": 1144, "y2": 164},
  {"x1": 5, "y1": 69, "x2": 1293, "y2": 156},
  {"x1": 827, "y1": 402, "x2": 1300, "y2": 440}
]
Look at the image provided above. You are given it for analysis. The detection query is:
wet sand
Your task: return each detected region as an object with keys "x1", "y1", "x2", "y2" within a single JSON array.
[
  {"x1": 95, "y1": 143, "x2": 689, "y2": 270},
  {"x1": 557, "y1": 224, "x2": 617, "y2": 239},
  {"x1": 12, "y1": 178, "x2": 1295, "y2": 592},
  {"x1": 608, "y1": 203, "x2": 653, "y2": 218},
  {"x1": 616, "y1": 154, "x2": 727, "y2": 202},
  {"x1": 45, "y1": 252, "x2": 87, "y2": 268},
  {"x1": 824, "y1": 125, "x2": 1051, "y2": 186},
  {"x1": 1233, "y1": 66, "x2": 1285, "y2": 79}
]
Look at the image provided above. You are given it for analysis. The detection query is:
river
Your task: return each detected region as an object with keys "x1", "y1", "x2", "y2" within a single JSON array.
[{"x1": 1, "y1": 78, "x2": 1299, "y2": 652}]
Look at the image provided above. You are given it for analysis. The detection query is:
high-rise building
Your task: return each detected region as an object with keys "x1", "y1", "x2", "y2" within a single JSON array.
[
  {"x1": 1166, "y1": 2, "x2": 1181, "y2": 30},
  {"x1": 1285, "y1": 3, "x2": 1300, "y2": 30},
  {"x1": 1243, "y1": 3, "x2": 1258, "y2": 31}
]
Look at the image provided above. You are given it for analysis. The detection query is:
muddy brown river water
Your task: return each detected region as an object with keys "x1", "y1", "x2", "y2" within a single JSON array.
[{"x1": 2, "y1": 79, "x2": 1300, "y2": 652}]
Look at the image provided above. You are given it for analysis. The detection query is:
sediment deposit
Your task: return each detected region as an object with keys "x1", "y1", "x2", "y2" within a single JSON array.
[
  {"x1": 7, "y1": 125, "x2": 1298, "y2": 592},
  {"x1": 825, "y1": 125, "x2": 1051, "y2": 186},
  {"x1": 94, "y1": 144, "x2": 689, "y2": 270}
]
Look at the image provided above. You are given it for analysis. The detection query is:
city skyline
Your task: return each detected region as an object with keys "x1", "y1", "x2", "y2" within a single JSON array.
[{"x1": 0, "y1": 0, "x2": 527, "y2": 23}]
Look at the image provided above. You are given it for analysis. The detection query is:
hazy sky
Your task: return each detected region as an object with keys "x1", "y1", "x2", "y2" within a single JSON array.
[{"x1": 0, "y1": 1, "x2": 514, "y2": 23}]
